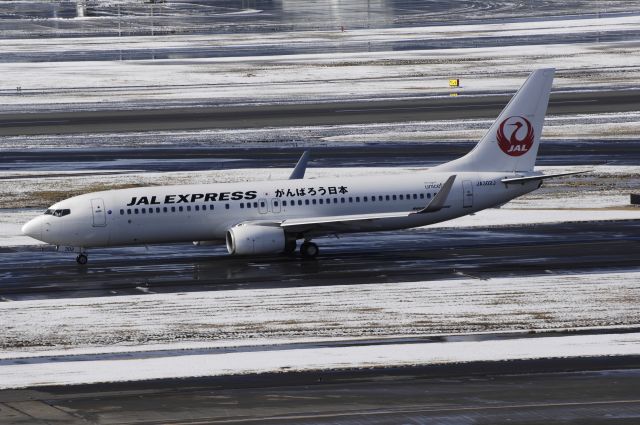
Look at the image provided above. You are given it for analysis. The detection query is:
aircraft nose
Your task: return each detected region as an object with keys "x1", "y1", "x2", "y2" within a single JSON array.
[{"x1": 21, "y1": 217, "x2": 42, "y2": 241}]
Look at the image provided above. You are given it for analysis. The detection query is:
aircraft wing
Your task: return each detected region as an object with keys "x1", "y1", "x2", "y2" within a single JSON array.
[{"x1": 277, "y1": 175, "x2": 457, "y2": 233}]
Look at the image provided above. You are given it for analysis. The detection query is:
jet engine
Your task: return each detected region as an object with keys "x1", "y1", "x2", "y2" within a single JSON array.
[{"x1": 226, "y1": 224, "x2": 286, "y2": 255}]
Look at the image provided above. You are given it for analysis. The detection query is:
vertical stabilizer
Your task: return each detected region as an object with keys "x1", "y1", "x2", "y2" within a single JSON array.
[{"x1": 436, "y1": 68, "x2": 555, "y2": 172}]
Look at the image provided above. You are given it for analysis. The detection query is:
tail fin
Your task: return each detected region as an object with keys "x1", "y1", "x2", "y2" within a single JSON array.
[{"x1": 437, "y1": 68, "x2": 555, "y2": 173}]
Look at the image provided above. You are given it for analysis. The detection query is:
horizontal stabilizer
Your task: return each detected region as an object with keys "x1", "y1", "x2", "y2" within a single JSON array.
[
  {"x1": 413, "y1": 175, "x2": 456, "y2": 214},
  {"x1": 501, "y1": 170, "x2": 589, "y2": 184}
]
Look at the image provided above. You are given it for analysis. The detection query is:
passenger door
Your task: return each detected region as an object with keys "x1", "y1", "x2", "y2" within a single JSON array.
[{"x1": 91, "y1": 198, "x2": 107, "y2": 227}]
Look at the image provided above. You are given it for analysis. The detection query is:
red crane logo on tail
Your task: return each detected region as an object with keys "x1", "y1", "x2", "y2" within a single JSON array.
[{"x1": 496, "y1": 116, "x2": 534, "y2": 157}]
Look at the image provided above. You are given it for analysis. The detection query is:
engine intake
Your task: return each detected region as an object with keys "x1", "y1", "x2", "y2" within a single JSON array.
[{"x1": 226, "y1": 224, "x2": 286, "y2": 255}]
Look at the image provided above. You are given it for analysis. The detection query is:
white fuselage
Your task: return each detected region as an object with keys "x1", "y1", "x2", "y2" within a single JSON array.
[{"x1": 24, "y1": 170, "x2": 538, "y2": 249}]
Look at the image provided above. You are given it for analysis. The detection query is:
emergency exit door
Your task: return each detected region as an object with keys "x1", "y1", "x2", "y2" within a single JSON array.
[{"x1": 462, "y1": 180, "x2": 473, "y2": 208}]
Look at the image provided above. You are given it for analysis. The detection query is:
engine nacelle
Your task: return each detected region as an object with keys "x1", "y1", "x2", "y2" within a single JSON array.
[{"x1": 226, "y1": 224, "x2": 286, "y2": 255}]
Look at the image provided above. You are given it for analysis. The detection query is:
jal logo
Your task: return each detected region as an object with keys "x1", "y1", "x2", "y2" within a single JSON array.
[{"x1": 496, "y1": 116, "x2": 534, "y2": 157}]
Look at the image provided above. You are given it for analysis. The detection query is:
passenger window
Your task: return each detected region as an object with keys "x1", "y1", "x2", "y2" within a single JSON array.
[
  {"x1": 305, "y1": 199, "x2": 310, "y2": 205},
  {"x1": 399, "y1": 195, "x2": 403, "y2": 200},
  {"x1": 134, "y1": 209, "x2": 139, "y2": 214},
  {"x1": 283, "y1": 201, "x2": 287, "y2": 207},
  {"x1": 127, "y1": 209, "x2": 131, "y2": 215},
  {"x1": 120, "y1": 209, "x2": 124, "y2": 215},
  {"x1": 142, "y1": 208, "x2": 146, "y2": 213},
  {"x1": 364, "y1": 196, "x2": 368, "y2": 202},
  {"x1": 413, "y1": 194, "x2": 417, "y2": 199},
  {"x1": 260, "y1": 202, "x2": 266, "y2": 207},
  {"x1": 187, "y1": 206, "x2": 191, "y2": 212},
  {"x1": 274, "y1": 201, "x2": 279, "y2": 207},
  {"x1": 210, "y1": 205, "x2": 215, "y2": 210},
  {"x1": 349, "y1": 197, "x2": 353, "y2": 203},
  {"x1": 419, "y1": 194, "x2": 424, "y2": 199},
  {"x1": 319, "y1": 199, "x2": 323, "y2": 205},
  {"x1": 225, "y1": 204, "x2": 230, "y2": 209},
  {"x1": 163, "y1": 207, "x2": 168, "y2": 213},
  {"x1": 427, "y1": 193, "x2": 431, "y2": 199},
  {"x1": 392, "y1": 195, "x2": 397, "y2": 200},
  {"x1": 195, "y1": 205, "x2": 200, "y2": 211},
  {"x1": 386, "y1": 195, "x2": 390, "y2": 201},
  {"x1": 312, "y1": 199, "x2": 317, "y2": 205},
  {"x1": 156, "y1": 207, "x2": 160, "y2": 213},
  {"x1": 370, "y1": 196, "x2": 375, "y2": 202},
  {"x1": 149, "y1": 208, "x2": 153, "y2": 214},
  {"x1": 240, "y1": 203, "x2": 244, "y2": 209},
  {"x1": 179, "y1": 206, "x2": 183, "y2": 212},
  {"x1": 341, "y1": 198, "x2": 345, "y2": 203},
  {"x1": 333, "y1": 198, "x2": 338, "y2": 203},
  {"x1": 254, "y1": 202, "x2": 258, "y2": 208},
  {"x1": 171, "y1": 207, "x2": 176, "y2": 212}
]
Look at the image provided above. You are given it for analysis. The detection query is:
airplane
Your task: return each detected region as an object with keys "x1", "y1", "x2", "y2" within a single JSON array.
[{"x1": 22, "y1": 68, "x2": 582, "y2": 265}]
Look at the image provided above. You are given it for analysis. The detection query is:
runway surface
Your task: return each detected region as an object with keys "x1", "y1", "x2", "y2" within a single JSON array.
[
  {"x1": 0, "y1": 90, "x2": 638, "y2": 136},
  {"x1": 2, "y1": 220, "x2": 639, "y2": 300},
  {"x1": 2, "y1": 359, "x2": 640, "y2": 424}
]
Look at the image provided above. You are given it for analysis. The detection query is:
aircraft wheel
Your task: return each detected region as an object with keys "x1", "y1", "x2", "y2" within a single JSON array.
[
  {"x1": 76, "y1": 253, "x2": 88, "y2": 265},
  {"x1": 300, "y1": 242, "x2": 319, "y2": 259}
]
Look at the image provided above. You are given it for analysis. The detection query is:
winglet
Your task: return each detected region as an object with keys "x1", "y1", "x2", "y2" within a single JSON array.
[
  {"x1": 414, "y1": 175, "x2": 457, "y2": 214},
  {"x1": 289, "y1": 151, "x2": 311, "y2": 180}
]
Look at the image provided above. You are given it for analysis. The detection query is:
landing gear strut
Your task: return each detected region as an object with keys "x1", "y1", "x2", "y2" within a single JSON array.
[
  {"x1": 76, "y1": 253, "x2": 88, "y2": 265},
  {"x1": 300, "y1": 241, "x2": 319, "y2": 259},
  {"x1": 283, "y1": 239, "x2": 297, "y2": 255}
]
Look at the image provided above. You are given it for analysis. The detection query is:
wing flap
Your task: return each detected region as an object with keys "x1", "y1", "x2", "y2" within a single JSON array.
[{"x1": 280, "y1": 211, "x2": 410, "y2": 232}]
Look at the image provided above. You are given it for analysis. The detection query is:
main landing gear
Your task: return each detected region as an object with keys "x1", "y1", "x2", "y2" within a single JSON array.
[
  {"x1": 76, "y1": 253, "x2": 88, "y2": 265},
  {"x1": 300, "y1": 241, "x2": 319, "y2": 259},
  {"x1": 284, "y1": 239, "x2": 297, "y2": 255}
]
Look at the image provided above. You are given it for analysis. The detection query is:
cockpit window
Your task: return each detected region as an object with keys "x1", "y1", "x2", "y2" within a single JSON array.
[{"x1": 49, "y1": 209, "x2": 71, "y2": 217}]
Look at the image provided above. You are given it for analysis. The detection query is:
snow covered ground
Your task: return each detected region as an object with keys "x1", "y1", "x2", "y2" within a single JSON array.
[
  {"x1": 2, "y1": 271, "x2": 639, "y2": 356},
  {"x1": 2, "y1": 16, "x2": 640, "y2": 111},
  {"x1": 2, "y1": 332, "x2": 640, "y2": 389},
  {"x1": 2, "y1": 112, "x2": 640, "y2": 151},
  {"x1": 1, "y1": 268, "x2": 639, "y2": 389}
]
